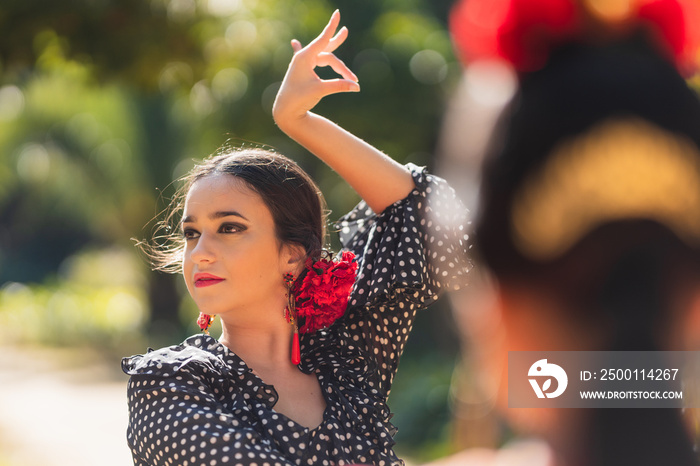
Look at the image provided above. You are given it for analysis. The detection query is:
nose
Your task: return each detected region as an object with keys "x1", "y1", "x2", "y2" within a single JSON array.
[{"x1": 189, "y1": 232, "x2": 216, "y2": 264}]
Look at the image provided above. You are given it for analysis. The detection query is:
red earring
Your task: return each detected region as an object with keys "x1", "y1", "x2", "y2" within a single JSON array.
[
  {"x1": 284, "y1": 273, "x2": 301, "y2": 365},
  {"x1": 197, "y1": 313, "x2": 214, "y2": 334}
]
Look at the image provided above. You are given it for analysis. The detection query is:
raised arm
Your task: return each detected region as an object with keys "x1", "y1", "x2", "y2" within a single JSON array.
[{"x1": 272, "y1": 10, "x2": 414, "y2": 214}]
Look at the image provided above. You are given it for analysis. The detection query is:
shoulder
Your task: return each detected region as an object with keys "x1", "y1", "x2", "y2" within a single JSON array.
[{"x1": 121, "y1": 334, "x2": 229, "y2": 378}]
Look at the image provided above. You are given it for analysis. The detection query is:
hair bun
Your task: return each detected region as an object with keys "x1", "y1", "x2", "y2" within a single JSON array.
[{"x1": 449, "y1": 0, "x2": 700, "y2": 74}]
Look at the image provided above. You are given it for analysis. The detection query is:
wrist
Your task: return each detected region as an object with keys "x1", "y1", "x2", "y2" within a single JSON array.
[{"x1": 274, "y1": 110, "x2": 313, "y2": 136}]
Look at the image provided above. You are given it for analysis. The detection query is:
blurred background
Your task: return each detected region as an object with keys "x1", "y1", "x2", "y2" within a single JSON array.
[{"x1": 0, "y1": 0, "x2": 466, "y2": 464}]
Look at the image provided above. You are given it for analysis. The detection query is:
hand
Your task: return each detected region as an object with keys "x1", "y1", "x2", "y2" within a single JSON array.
[{"x1": 272, "y1": 10, "x2": 360, "y2": 131}]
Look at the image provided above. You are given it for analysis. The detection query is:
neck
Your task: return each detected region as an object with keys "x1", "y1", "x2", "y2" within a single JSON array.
[{"x1": 218, "y1": 313, "x2": 296, "y2": 371}]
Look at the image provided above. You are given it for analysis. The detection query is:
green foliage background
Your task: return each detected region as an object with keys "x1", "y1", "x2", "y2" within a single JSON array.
[{"x1": 0, "y1": 0, "x2": 465, "y2": 461}]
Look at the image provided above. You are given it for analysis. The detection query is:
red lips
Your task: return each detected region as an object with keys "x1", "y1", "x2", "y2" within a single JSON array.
[{"x1": 194, "y1": 272, "x2": 225, "y2": 288}]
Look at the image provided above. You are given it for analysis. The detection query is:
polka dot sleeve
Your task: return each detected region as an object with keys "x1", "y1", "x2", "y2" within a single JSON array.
[
  {"x1": 334, "y1": 164, "x2": 471, "y2": 394},
  {"x1": 123, "y1": 348, "x2": 295, "y2": 466}
]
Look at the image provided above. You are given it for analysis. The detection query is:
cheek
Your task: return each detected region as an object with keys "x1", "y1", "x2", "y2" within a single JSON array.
[{"x1": 250, "y1": 253, "x2": 282, "y2": 283}]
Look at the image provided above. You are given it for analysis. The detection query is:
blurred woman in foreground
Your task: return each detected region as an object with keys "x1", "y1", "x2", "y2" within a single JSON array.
[{"x1": 439, "y1": 0, "x2": 700, "y2": 464}]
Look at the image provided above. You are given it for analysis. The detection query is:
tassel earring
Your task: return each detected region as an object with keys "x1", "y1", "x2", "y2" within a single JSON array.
[
  {"x1": 197, "y1": 313, "x2": 214, "y2": 334},
  {"x1": 284, "y1": 273, "x2": 301, "y2": 365}
]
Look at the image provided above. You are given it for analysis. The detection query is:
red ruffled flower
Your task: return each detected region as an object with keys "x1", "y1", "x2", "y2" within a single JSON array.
[
  {"x1": 637, "y1": 0, "x2": 700, "y2": 74},
  {"x1": 293, "y1": 250, "x2": 358, "y2": 333},
  {"x1": 449, "y1": 0, "x2": 579, "y2": 71},
  {"x1": 449, "y1": 0, "x2": 700, "y2": 74}
]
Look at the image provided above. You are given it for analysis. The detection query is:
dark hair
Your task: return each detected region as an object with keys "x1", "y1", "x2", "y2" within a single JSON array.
[
  {"x1": 476, "y1": 34, "x2": 700, "y2": 279},
  {"x1": 142, "y1": 147, "x2": 327, "y2": 273}
]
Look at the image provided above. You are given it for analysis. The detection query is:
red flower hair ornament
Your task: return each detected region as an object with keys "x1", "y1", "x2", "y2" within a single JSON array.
[
  {"x1": 292, "y1": 250, "x2": 358, "y2": 333},
  {"x1": 449, "y1": 0, "x2": 700, "y2": 74}
]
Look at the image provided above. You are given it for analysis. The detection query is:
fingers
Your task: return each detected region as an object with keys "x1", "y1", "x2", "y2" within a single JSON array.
[
  {"x1": 292, "y1": 10, "x2": 348, "y2": 56},
  {"x1": 286, "y1": 10, "x2": 359, "y2": 92},
  {"x1": 306, "y1": 9, "x2": 341, "y2": 54},
  {"x1": 317, "y1": 53, "x2": 359, "y2": 82},
  {"x1": 319, "y1": 78, "x2": 361, "y2": 96},
  {"x1": 325, "y1": 26, "x2": 348, "y2": 53}
]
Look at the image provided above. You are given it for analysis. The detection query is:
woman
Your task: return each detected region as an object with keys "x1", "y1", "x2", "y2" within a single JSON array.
[
  {"x1": 437, "y1": 0, "x2": 700, "y2": 465},
  {"x1": 122, "y1": 11, "x2": 470, "y2": 466}
]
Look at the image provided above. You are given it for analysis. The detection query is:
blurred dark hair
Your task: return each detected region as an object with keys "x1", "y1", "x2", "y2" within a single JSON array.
[
  {"x1": 476, "y1": 33, "x2": 700, "y2": 283},
  {"x1": 140, "y1": 147, "x2": 327, "y2": 273}
]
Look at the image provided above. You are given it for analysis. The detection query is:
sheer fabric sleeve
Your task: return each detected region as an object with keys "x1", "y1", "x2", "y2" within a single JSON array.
[
  {"x1": 123, "y1": 351, "x2": 293, "y2": 466},
  {"x1": 334, "y1": 164, "x2": 471, "y2": 394}
]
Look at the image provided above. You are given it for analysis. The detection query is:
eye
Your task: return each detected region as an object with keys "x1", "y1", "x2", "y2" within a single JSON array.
[
  {"x1": 219, "y1": 223, "x2": 246, "y2": 234},
  {"x1": 182, "y1": 228, "x2": 200, "y2": 240}
]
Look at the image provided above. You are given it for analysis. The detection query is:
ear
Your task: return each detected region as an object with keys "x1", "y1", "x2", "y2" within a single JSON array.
[{"x1": 280, "y1": 243, "x2": 307, "y2": 276}]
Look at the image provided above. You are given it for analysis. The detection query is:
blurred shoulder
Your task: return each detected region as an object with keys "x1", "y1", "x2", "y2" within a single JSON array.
[{"x1": 420, "y1": 439, "x2": 554, "y2": 466}]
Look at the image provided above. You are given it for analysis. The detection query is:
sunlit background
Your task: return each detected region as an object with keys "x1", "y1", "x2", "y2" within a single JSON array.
[{"x1": 0, "y1": 0, "x2": 471, "y2": 464}]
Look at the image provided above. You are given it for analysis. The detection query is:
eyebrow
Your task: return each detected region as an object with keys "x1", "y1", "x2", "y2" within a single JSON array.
[{"x1": 182, "y1": 211, "x2": 249, "y2": 224}]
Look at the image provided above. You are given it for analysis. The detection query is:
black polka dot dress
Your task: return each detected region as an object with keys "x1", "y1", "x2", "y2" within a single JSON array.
[{"x1": 122, "y1": 165, "x2": 471, "y2": 466}]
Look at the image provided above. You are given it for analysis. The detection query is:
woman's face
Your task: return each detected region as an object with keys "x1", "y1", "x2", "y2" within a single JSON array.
[{"x1": 181, "y1": 173, "x2": 296, "y2": 324}]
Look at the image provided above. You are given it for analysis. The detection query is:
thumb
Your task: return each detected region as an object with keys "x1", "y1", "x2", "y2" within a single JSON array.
[{"x1": 320, "y1": 79, "x2": 361, "y2": 96}]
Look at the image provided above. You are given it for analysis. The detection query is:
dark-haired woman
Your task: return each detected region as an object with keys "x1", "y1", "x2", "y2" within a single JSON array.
[
  {"x1": 121, "y1": 11, "x2": 470, "y2": 466},
  {"x1": 435, "y1": 1, "x2": 700, "y2": 465}
]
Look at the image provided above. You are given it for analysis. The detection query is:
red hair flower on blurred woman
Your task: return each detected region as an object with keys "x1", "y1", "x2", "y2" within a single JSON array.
[
  {"x1": 449, "y1": 0, "x2": 580, "y2": 71},
  {"x1": 635, "y1": 0, "x2": 700, "y2": 74},
  {"x1": 449, "y1": 0, "x2": 700, "y2": 74}
]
